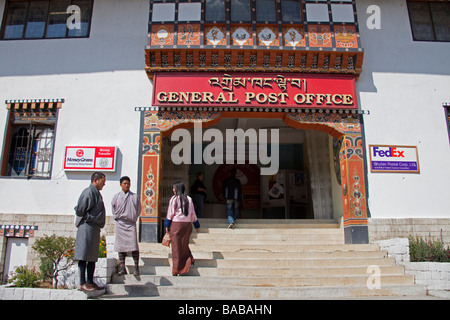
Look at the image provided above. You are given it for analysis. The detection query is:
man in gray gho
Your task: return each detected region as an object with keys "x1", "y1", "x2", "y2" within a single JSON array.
[
  {"x1": 111, "y1": 176, "x2": 141, "y2": 276},
  {"x1": 74, "y1": 172, "x2": 106, "y2": 292}
]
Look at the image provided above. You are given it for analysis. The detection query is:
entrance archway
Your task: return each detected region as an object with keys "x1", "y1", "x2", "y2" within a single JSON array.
[{"x1": 138, "y1": 108, "x2": 368, "y2": 244}]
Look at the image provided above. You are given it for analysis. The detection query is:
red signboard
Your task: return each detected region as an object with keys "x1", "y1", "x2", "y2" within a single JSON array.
[
  {"x1": 64, "y1": 146, "x2": 117, "y2": 171},
  {"x1": 152, "y1": 72, "x2": 358, "y2": 109}
]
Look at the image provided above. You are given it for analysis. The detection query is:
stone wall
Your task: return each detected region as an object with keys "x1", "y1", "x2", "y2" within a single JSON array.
[
  {"x1": 57, "y1": 257, "x2": 116, "y2": 289},
  {"x1": 403, "y1": 262, "x2": 450, "y2": 292},
  {"x1": 373, "y1": 238, "x2": 410, "y2": 264},
  {"x1": 374, "y1": 237, "x2": 450, "y2": 298},
  {"x1": 0, "y1": 286, "x2": 88, "y2": 300},
  {"x1": 368, "y1": 218, "x2": 450, "y2": 246},
  {"x1": 0, "y1": 213, "x2": 115, "y2": 284}
]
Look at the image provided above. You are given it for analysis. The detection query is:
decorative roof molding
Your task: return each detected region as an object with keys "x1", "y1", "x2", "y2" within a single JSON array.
[
  {"x1": 5, "y1": 99, "x2": 65, "y2": 110},
  {"x1": 135, "y1": 106, "x2": 367, "y2": 114},
  {"x1": 145, "y1": 48, "x2": 363, "y2": 79}
]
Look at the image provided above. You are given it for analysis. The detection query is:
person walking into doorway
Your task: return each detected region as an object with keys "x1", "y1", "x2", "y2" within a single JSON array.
[
  {"x1": 164, "y1": 182, "x2": 200, "y2": 276},
  {"x1": 111, "y1": 176, "x2": 141, "y2": 276},
  {"x1": 191, "y1": 172, "x2": 207, "y2": 218},
  {"x1": 74, "y1": 172, "x2": 106, "y2": 293},
  {"x1": 222, "y1": 168, "x2": 243, "y2": 229}
]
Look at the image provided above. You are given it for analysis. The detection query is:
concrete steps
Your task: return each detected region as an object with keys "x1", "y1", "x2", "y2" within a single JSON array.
[
  {"x1": 110, "y1": 273, "x2": 415, "y2": 287},
  {"x1": 198, "y1": 219, "x2": 340, "y2": 229},
  {"x1": 123, "y1": 256, "x2": 399, "y2": 269},
  {"x1": 140, "y1": 243, "x2": 381, "y2": 254},
  {"x1": 106, "y1": 284, "x2": 426, "y2": 299},
  {"x1": 116, "y1": 264, "x2": 406, "y2": 277},
  {"x1": 104, "y1": 219, "x2": 427, "y2": 299}
]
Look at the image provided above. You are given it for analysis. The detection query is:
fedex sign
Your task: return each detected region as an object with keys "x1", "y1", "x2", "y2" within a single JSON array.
[{"x1": 369, "y1": 145, "x2": 420, "y2": 173}]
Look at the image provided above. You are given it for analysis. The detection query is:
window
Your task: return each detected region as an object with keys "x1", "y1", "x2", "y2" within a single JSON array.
[
  {"x1": 407, "y1": 1, "x2": 450, "y2": 41},
  {"x1": 281, "y1": 0, "x2": 302, "y2": 23},
  {"x1": 178, "y1": 2, "x2": 202, "y2": 21},
  {"x1": 231, "y1": 0, "x2": 251, "y2": 22},
  {"x1": 331, "y1": 4, "x2": 354, "y2": 23},
  {"x1": 256, "y1": 0, "x2": 276, "y2": 22},
  {"x1": 2, "y1": 100, "x2": 61, "y2": 178},
  {"x1": 152, "y1": 3, "x2": 175, "y2": 22},
  {"x1": 5, "y1": 125, "x2": 54, "y2": 177},
  {"x1": 1, "y1": 0, "x2": 93, "y2": 40},
  {"x1": 152, "y1": 1, "x2": 202, "y2": 22},
  {"x1": 305, "y1": 2, "x2": 329, "y2": 22},
  {"x1": 205, "y1": 0, "x2": 225, "y2": 22},
  {"x1": 445, "y1": 103, "x2": 450, "y2": 144}
]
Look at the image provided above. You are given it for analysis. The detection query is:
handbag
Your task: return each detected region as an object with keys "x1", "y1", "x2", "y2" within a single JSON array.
[{"x1": 162, "y1": 232, "x2": 171, "y2": 248}]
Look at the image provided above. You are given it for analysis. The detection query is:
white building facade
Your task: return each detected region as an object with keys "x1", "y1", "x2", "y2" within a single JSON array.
[{"x1": 0, "y1": 0, "x2": 449, "y2": 282}]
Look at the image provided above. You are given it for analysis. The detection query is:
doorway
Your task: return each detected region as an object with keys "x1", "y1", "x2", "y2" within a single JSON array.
[
  {"x1": 159, "y1": 116, "x2": 343, "y2": 220},
  {"x1": 140, "y1": 108, "x2": 368, "y2": 243},
  {"x1": 3, "y1": 238, "x2": 28, "y2": 284}
]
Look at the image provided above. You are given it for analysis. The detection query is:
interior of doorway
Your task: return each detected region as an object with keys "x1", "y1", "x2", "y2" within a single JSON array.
[{"x1": 161, "y1": 116, "x2": 343, "y2": 220}]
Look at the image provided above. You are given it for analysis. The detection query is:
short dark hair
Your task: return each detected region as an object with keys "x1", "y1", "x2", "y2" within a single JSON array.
[
  {"x1": 120, "y1": 176, "x2": 131, "y2": 184},
  {"x1": 91, "y1": 172, "x2": 105, "y2": 183}
]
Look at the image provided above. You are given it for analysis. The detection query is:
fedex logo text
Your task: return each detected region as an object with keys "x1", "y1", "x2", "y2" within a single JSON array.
[
  {"x1": 369, "y1": 145, "x2": 420, "y2": 174},
  {"x1": 372, "y1": 147, "x2": 405, "y2": 158}
]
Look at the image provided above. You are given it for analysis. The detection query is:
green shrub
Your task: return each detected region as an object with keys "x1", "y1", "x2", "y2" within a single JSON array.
[
  {"x1": 32, "y1": 234, "x2": 76, "y2": 289},
  {"x1": 8, "y1": 266, "x2": 41, "y2": 288},
  {"x1": 39, "y1": 257, "x2": 54, "y2": 282},
  {"x1": 98, "y1": 235, "x2": 107, "y2": 258},
  {"x1": 409, "y1": 234, "x2": 450, "y2": 262}
]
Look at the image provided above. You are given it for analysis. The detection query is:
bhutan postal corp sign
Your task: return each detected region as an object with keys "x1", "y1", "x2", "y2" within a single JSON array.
[
  {"x1": 369, "y1": 145, "x2": 420, "y2": 173},
  {"x1": 64, "y1": 146, "x2": 117, "y2": 171},
  {"x1": 153, "y1": 73, "x2": 358, "y2": 109}
]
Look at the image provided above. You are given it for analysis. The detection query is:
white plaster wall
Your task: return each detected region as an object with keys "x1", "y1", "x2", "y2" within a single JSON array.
[
  {"x1": 0, "y1": 0, "x2": 151, "y2": 215},
  {"x1": 356, "y1": 0, "x2": 450, "y2": 218},
  {"x1": 1, "y1": 0, "x2": 449, "y2": 221}
]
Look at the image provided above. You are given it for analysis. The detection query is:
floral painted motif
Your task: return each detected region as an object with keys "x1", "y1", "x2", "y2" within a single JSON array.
[
  {"x1": 308, "y1": 25, "x2": 332, "y2": 48},
  {"x1": 335, "y1": 25, "x2": 358, "y2": 49},
  {"x1": 178, "y1": 24, "x2": 201, "y2": 46},
  {"x1": 150, "y1": 25, "x2": 174, "y2": 46}
]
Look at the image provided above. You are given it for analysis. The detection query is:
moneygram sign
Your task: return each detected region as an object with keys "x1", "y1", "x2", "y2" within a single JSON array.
[
  {"x1": 152, "y1": 73, "x2": 358, "y2": 109},
  {"x1": 64, "y1": 146, "x2": 117, "y2": 172}
]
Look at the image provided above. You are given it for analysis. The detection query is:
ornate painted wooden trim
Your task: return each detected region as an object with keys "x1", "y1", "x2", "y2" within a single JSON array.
[
  {"x1": 283, "y1": 111, "x2": 367, "y2": 228},
  {"x1": 139, "y1": 108, "x2": 367, "y2": 234},
  {"x1": 5, "y1": 98, "x2": 64, "y2": 110},
  {"x1": 146, "y1": 0, "x2": 364, "y2": 78},
  {"x1": 140, "y1": 109, "x2": 222, "y2": 221},
  {"x1": 145, "y1": 49, "x2": 363, "y2": 79}
]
